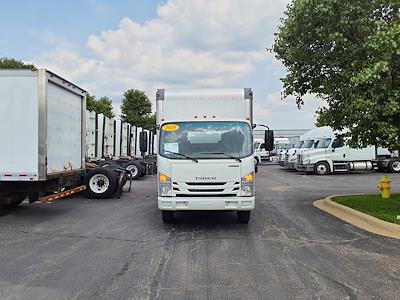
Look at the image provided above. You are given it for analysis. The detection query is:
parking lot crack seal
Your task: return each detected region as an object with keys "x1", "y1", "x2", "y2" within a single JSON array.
[
  {"x1": 17, "y1": 229, "x2": 164, "y2": 244},
  {"x1": 295, "y1": 259, "x2": 358, "y2": 299},
  {"x1": 147, "y1": 228, "x2": 177, "y2": 299}
]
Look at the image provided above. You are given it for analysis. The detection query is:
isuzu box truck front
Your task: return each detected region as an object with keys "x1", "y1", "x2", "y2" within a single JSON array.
[{"x1": 155, "y1": 89, "x2": 272, "y2": 223}]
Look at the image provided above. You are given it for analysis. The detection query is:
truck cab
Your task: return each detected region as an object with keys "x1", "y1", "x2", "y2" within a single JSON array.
[
  {"x1": 254, "y1": 139, "x2": 269, "y2": 164},
  {"x1": 284, "y1": 126, "x2": 333, "y2": 170},
  {"x1": 296, "y1": 134, "x2": 399, "y2": 175},
  {"x1": 155, "y1": 89, "x2": 273, "y2": 223}
]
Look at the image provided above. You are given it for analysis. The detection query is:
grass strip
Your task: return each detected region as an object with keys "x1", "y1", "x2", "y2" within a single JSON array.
[{"x1": 333, "y1": 194, "x2": 400, "y2": 225}]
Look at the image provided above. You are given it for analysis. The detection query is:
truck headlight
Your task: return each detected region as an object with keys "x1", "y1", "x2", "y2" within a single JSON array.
[
  {"x1": 241, "y1": 172, "x2": 254, "y2": 196},
  {"x1": 304, "y1": 159, "x2": 311, "y2": 165},
  {"x1": 159, "y1": 173, "x2": 172, "y2": 196}
]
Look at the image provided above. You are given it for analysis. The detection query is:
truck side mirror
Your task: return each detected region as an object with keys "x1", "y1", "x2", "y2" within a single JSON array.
[
  {"x1": 264, "y1": 130, "x2": 274, "y2": 151},
  {"x1": 139, "y1": 131, "x2": 148, "y2": 153}
]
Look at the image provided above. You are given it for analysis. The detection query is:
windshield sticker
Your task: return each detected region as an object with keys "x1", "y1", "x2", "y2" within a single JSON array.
[
  {"x1": 162, "y1": 124, "x2": 180, "y2": 132},
  {"x1": 164, "y1": 143, "x2": 179, "y2": 153}
]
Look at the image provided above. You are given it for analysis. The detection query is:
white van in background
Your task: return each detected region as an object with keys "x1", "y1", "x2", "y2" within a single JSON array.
[{"x1": 254, "y1": 138, "x2": 269, "y2": 164}]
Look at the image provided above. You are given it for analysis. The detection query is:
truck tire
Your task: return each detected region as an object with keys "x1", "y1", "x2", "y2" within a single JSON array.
[
  {"x1": 97, "y1": 160, "x2": 117, "y2": 168},
  {"x1": 84, "y1": 168, "x2": 117, "y2": 199},
  {"x1": 314, "y1": 162, "x2": 330, "y2": 175},
  {"x1": 237, "y1": 211, "x2": 251, "y2": 223},
  {"x1": 123, "y1": 161, "x2": 143, "y2": 180},
  {"x1": 162, "y1": 210, "x2": 174, "y2": 223},
  {"x1": 0, "y1": 192, "x2": 26, "y2": 208},
  {"x1": 388, "y1": 159, "x2": 400, "y2": 173}
]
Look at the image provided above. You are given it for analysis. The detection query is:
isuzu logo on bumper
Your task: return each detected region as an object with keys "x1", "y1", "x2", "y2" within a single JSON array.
[{"x1": 196, "y1": 176, "x2": 217, "y2": 180}]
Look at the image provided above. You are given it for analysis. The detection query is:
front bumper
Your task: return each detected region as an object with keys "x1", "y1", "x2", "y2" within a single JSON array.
[
  {"x1": 158, "y1": 196, "x2": 255, "y2": 211},
  {"x1": 296, "y1": 164, "x2": 314, "y2": 172}
]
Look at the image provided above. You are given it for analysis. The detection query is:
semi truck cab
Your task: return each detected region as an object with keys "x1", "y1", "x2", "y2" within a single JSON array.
[{"x1": 296, "y1": 135, "x2": 400, "y2": 175}]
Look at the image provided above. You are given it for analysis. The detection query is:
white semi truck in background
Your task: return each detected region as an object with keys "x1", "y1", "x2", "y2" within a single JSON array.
[
  {"x1": 155, "y1": 89, "x2": 273, "y2": 223},
  {"x1": 296, "y1": 133, "x2": 400, "y2": 175},
  {"x1": 282, "y1": 126, "x2": 333, "y2": 170},
  {"x1": 0, "y1": 69, "x2": 131, "y2": 210}
]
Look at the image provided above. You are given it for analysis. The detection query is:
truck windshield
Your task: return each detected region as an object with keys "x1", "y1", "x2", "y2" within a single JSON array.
[
  {"x1": 301, "y1": 140, "x2": 315, "y2": 148},
  {"x1": 316, "y1": 138, "x2": 332, "y2": 149},
  {"x1": 159, "y1": 121, "x2": 252, "y2": 160}
]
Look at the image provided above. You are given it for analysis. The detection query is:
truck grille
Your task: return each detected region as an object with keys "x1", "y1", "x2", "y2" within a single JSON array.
[
  {"x1": 297, "y1": 154, "x2": 303, "y2": 165},
  {"x1": 173, "y1": 182, "x2": 240, "y2": 197},
  {"x1": 284, "y1": 153, "x2": 289, "y2": 166}
]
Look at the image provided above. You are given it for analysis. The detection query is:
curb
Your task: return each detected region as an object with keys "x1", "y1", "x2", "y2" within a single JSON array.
[{"x1": 313, "y1": 196, "x2": 400, "y2": 240}]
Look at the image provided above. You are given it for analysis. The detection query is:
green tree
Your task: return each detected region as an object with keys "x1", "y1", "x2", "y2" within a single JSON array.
[
  {"x1": 0, "y1": 57, "x2": 35, "y2": 69},
  {"x1": 120, "y1": 89, "x2": 155, "y2": 129},
  {"x1": 86, "y1": 93, "x2": 114, "y2": 117},
  {"x1": 273, "y1": 0, "x2": 400, "y2": 151}
]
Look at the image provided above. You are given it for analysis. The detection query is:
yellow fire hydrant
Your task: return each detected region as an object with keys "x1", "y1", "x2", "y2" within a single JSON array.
[{"x1": 377, "y1": 175, "x2": 391, "y2": 199}]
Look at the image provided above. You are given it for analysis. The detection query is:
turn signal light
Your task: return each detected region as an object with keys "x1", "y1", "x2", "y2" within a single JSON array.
[
  {"x1": 243, "y1": 173, "x2": 254, "y2": 182},
  {"x1": 159, "y1": 173, "x2": 169, "y2": 182}
]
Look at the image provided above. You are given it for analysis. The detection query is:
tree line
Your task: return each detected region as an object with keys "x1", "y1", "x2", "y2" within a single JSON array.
[{"x1": 0, "y1": 57, "x2": 156, "y2": 130}]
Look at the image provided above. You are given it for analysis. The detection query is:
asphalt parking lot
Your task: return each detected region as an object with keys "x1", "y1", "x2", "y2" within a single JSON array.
[{"x1": 1, "y1": 165, "x2": 400, "y2": 300}]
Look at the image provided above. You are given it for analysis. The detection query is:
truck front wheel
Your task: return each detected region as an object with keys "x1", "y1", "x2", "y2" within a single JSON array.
[
  {"x1": 388, "y1": 159, "x2": 400, "y2": 173},
  {"x1": 85, "y1": 168, "x2": 117, "y2": 199},
  {"x1": 314, "y1": 162, "x2": 330, "y2": 175},
  {"x1": 237, "y1": 211, "x2": 251, "y2": 223},
  {"x1": 162, "y1": 211, "x2": 174, "y2": 223}
]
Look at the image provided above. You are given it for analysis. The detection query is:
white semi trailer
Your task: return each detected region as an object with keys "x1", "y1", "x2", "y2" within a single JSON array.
[
  {"x1": 155, "y1": 89, "x2": 273, "y2": 223},
  {"x1": 0, "y1": 69, "x2": 130, "y2": 210},
  {"x1": 85, "y1": 111, "x2": 157, "y2": 179}
]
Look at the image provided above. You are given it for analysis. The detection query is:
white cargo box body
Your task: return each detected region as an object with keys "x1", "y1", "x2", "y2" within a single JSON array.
[
  {"x1": 156, "y1": 89, "x2": 253, "y2": 124},
  {"x1": 0, "y1": 69, "x2": 86, "y2": 182},
  {"x1": 86, "y1": 109, "x2": 97, "y2": 159},
  {"x1": 115, "y1": 120, "x2": 130, "y2": 157}
]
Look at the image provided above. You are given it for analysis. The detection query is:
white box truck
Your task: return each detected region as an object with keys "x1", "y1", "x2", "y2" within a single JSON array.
[
  {"x1": 296, "y1": 133, "x2": 400, "y2": 175},
  {"x1": 0, "y1": 69, "x2": 130, "y2": 209},
  {"x1": 155, "y1": 89, "x2": 273, "y2": 223},
  {"x1": 0, "y1": 69, "x2": 86, "y2": 207}
]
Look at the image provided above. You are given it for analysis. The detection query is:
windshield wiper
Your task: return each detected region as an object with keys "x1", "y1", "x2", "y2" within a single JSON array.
[
  {"x1": 199, "y1": 152, "x2": 242, "y2": 162},
  {"x1": 163, "y1": 150, "x2": 198, "y2": 163}
]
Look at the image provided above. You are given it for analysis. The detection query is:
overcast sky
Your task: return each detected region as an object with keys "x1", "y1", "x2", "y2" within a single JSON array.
[{"x1": 0, "y1": 0, "x2": 323, "y2": 129}]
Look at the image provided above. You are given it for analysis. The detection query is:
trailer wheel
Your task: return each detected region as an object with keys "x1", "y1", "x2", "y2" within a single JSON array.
[
  {"x1": 162, "y1": 211, "x2": 174, "y2": 223},
  {"x1": 314, "y1": 162, "x2": 330, "y2": 175},
  {"x1": 97, "y1": 160, "x2": 117, "y2": 168},
  {"x1": 123, "y1": 161, "x2": 143, "y2": 180},
  {"x1": 237, "y1": 211, "x2": 251, "y2": 223},
  {"x1": 85, "y1": 168, "x2": 117, "y2": 199},
  {"x1": 1, "y1": 192, "x2": 27, "y2": 208},
  {"x1": 388, "y1": 159, "x2": 400, "y2": 173}
]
